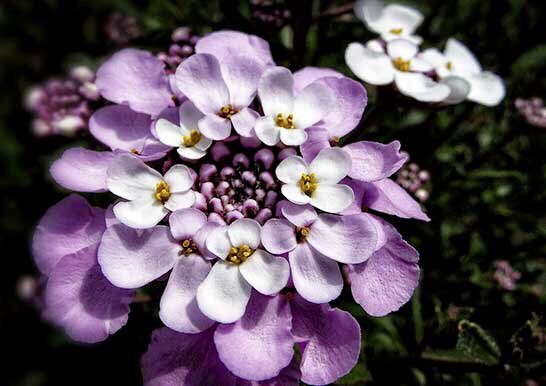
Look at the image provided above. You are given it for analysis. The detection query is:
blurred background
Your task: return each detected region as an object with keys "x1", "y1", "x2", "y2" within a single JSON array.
[{"x1": 1, "y1": 0, "x2": 545, "y2": 385}]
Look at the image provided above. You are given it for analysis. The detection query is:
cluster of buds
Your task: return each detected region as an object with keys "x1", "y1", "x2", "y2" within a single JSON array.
[
  {"x1": 395, "y1": 152, "x2": 430, "y2": 202},
  {"x1": 515, "y1": 97, "x2": 546, "y2": 128},
  {"x1": 157, "y1": 27, "x2": 200, "y2": 73},
  {"x1": 104, "y1": 12, "x2": 141, "y2": 45},
  {"x1": 25, "y1": 66, "x2": 101, "y2": 136},
  {"x1": 493, "y1": 260, "x2": 521, "y2": 291},
  {"x1": 250, "y1": 0, "x2": 291, "y2": 27}
]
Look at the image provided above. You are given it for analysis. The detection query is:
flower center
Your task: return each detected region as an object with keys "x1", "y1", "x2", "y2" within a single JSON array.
[
  {"x1": 155, "y1": 180, "x2": 171, "y2": 204},
  {"x1": 227, "y1": 244, "x2": 254, "y2": 264},
  {"x1": 275, "y1": 113, "x2": 295, "y2": 129},
  {"x1": 393, "y1": 57, "x2": 411, "y2": 72},
  {"x1": 219, "y1": 104, "x2": 239, "y2": 119},
  {"x1": 183, "y1": 129, "x2": 201, "y2": 147},
  {"x1": 389, "y1": 28, "x2": 403, "y2": 35},
  {"x1": 446, "y1": 61, "x2": 453, "y2": 71},
  {"x1": 179, "y1": 238, "x2": 197, "y2": 256},
  {"x1": 295, "y1": 226, "x2": 310, "y2": 243},
  {"x1": 299, "y1": 173, "x2": 318, "y2": 196},
  {"x1": 130, "y1": 148, "x2": 141, "y2": 155}
]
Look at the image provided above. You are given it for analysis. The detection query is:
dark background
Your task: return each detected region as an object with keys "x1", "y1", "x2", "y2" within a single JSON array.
[{"x1": 1, "y1": 0, "x2": 545, "y2": 385}]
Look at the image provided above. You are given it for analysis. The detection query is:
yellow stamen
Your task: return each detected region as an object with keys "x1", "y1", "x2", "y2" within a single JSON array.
[
  {"x1": 446, "y1": 61, "x2": 453, "y2": 71},
  {"x1": 298, "y1": 173, "x2": 318, "y2": 196},
  {"x1": 155, "y1": 180, "x2": 171, "y2": 204},
  {"x1": 219, "y1": 104, "x2": 239, "y2": 119},
  {"x1": 227, "y1": 244, "x2": 254, "y2": 265},
  {"x1": 182, "y1": 129, "x2": 201, "y2": 147},
  {"x1": 179, "y1": 238, "x2": 197, "y2": 256},
  {"x1": 389, "y1": 28, "x2": 403, "y2": 35},
  {"x1": 393, "y1": 57, "x2": 411, "y2": 72},
  {"x1": 296, "y1": 226, "x2": 310, "y2": 243},
  {"x1": 130, "y1": 148, "x2": 141, "y2": 155},
  {"x1": 275, "y1": 113, "x2": 295, "y2": 129}
]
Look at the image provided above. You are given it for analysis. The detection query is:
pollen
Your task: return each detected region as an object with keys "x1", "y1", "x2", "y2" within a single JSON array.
[
  {"x1": 179, "y1": 238, "x2": 198, "y2": 256},
  {"x1": 296, "y1": 226, "x2": 310, "y2": 242},
  {"x1": 182, "y1": 129, "x2": 201, "y2": 147},
  {"x1": 219, "y1": 104, "x2": 239, "y2": 119},
  {"x1": 393, "y1": 57, "x2": 411, "y2": 72},
  {"x1": 130, "y1": 148, "x2": 141, "y2": 155},
  {"x1": 275, "y1": 113, "x2": 295, "y2": 129},
  {"x1": 389, "y1": 28, "x2": 403, "y2": 35},
  {"x1": 155, "y1": 180, "x2": 171, "y2": 204},
  {"x1": 227, "y1": 244, "x2": 254, "y2": 265},
  {"x1": 299, "y1": 173, "x2": 318, "y2": 196},
  {"x1": 446, "y1": 61, "x2": 453, "y2": 71}
]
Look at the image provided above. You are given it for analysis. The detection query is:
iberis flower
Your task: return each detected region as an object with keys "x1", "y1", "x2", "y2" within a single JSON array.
[
  {"x1": 32, "y1": 30, "x2": 428, "y2": 386},
  {"x1": 346, "y1": 0, "x2": 505, "y2": 106}
]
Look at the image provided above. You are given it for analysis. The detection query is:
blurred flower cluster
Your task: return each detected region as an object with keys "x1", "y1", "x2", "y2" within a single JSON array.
[{"x1": 515, "y1": 97, "x2": 546, "y2": 128}]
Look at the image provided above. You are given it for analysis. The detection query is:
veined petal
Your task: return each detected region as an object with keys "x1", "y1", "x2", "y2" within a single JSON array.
[
  {"x1": 261, "y1": 219, "x2": 297, "y2": 255},
  {"x1": 179, "y1": 100, "x2": 205, "y2": 131},
  {"x1": 113, "y1": 199, "x2": 169, "y2": 229},
  {"x1": 289, "y1": 243, "x2": 343, "y2": 304},
  {"x1": 279, "y1": 128, "x2": 308, "y2": 146},
  {"x1": 280, "y1": 201, "x2": 318, "y2": 227},
  {"x1": 198, "y1": 115, "x2": 232, "y2": 141},
  {"x1": 310, "y1": 184, "x2": 354, "y2": 214},
  {"x1": 196, "y1": 260, "x2": 252, "y2": 323},
  {"x1": 309, "y1": 147, "x2": 351, "y2": 184},
  {"x1": 299, "y1": 128, "x2": 331, "y2": 163},
  {"x1": 281, "y1": 184, "x2": 312, "y2": 205},
  {"x1": 258, "y1": 66, "x2": 294, "y2": 116},
  {"x1": 177, "y1": 146, "x2": 207, "y2": 160},
  {"x1": 221, "y1": 55, "x2": 262, "y2": 108},
  {"x1": 255, "y1": 116, "x2": 281, "y2": 146},
  {"x1": 164, "y1": 191, "x2": 196, "y2": 212},
  {"x1": 275, "y1": 155, "x2": 308, "y2": 184},
  {"x1": 228, "y1": 218, "x2": 262, "y2": 249},
  {"x1": 155, "y1": 118, "x2": 184, "y2": 147},
  {"x1": 231, "y1": 107, "x2": 259, "y2": 137},
  {"x1": 164, "y1": 164, "x2": 194, "y2": 193},
  {"x1": 344, "y1": 140, "x2": 407, "y2": 181},
  {"x1": 98, "y1": 224, "x2": 179, "y2": 288},
  {"x1": 293, "y1": 82, "x2": 336, "y2": 130},
  {"x1": 239, "y1": 250, "x2": 289, "y2": 295},
  {"x1": 206, "y1": 226, "x2": 232, "y2": 259},
  {"x1": 106, "y1": 154, "x2": 162, "y2": 201},
  {"x1": 345, "y1": 42, "x2": 395, "y2": 85},
  {"x1": 169, "y1": 208, "x2": 207, "y2": 240}
]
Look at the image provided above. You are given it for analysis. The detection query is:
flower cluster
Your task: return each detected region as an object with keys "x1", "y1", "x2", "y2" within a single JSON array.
[
  {"x1": 25, "y1": 66, "x2": 101, "y2": 136},
  {"x1": 157, "y1": 26, "x2": 200, "y2": 73},
  {"x1": 250, "y1": 0, "x2": 291, "y2": 27},
  {"x1": 104, "y1": 12, "x2": 141, "y2": 45},
  {"x1": 395, "y1": 152, "x2": 430, "y2": 203},
  {"x1": 515, "y1": 97, "x2": 546, "y2": 128},
  {"x1": 345, "y1": 0, "x2": 505, "y2": 105},
  {"x1": 494, "y1": 260, "x2": 521, "y2": 291},
  {"x1": 33, "y1": 30, "x2": 429, "y2": 385}
]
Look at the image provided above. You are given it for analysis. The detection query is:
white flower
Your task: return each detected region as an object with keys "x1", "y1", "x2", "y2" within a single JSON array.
[
  {"x1": 419, "y1": 38, "x2": 505, "y2": 106},
  {"x1": 354, "y1": 0, "x2": 424, "y2": 44},
  {"x1": 255, "y1": 66, "x2": 335, "y2": 146},
  {"x1": 276, "y1": 147, "x2": 354, "y2": 214},
  {"x1": 346, "y1": 38, "x2": 451, "y2": 102},
  {"x1": 196, "y1": 219, "x2": 290, "y2": 323},
  {"x1": 107, "y1": 154, "x2": 195, "y2": 228},
  {"x1": 155, "y1": 101, "x2": 212, "y2": 160}
]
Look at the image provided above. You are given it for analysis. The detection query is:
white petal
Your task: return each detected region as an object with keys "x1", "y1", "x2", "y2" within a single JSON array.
[
  {"x1": 309, "y1": 147, "x2": 351, "y2": 184},
  {"x1": 163, "y1": 164, "x2": 194, "y2": 193},
  {"x1": 395, "y1": 72, "x2": 451, "y2": 102},
  {"x1": 196, "y1": 260, "x2": 252, "y2": 323},
  {"x1": 194, "y1": 135, "x2": 212, "y2": 151},
  {"x1": 206, "y1": 226, "x2": 232, "y2": 259},
  {"x1": 466, "y1": 71, "x2": 505, "y2": 106},
  {"x1": 257, "y1": 66, "x2": 294, "y2": 116},
  {"x1": 310, "y1": 184, "x2": 354, "y2": 214},
  {"x1": 276, "y1": 155, "x2": 309, "y2": 183},
  {"x1": 107, "y1": 154, "x2": 162, "y2": 201},
  {"x1": 440, "y1": 76, "x2": 471, "y2": 104},
  {"x1": 345, "y1": 42, "x2": 395, "y2": 85},
  {"x1": 387, "y1": 39, "x2": 418, "y2": 60},
  {"x1": 155, "y1": 119, "x2": 184, "y2": 147},
  {"x1": 410, "y1": 57, "x2": 433, "y2": 73},
  {"x1": 445, "y1": 38, "x2": 482, "y2": 75},
  {"x1": 164, "y1": 191, "x2": 195, "y2": 211},
  {"x1": 179, "y1": 100, "x2": 205, "y2": 131},
  {"x1": 281, "y1": 184, "x2": 312, "y2": 205},
  {"x1": 379, "y1": 4, "x2": 423, "y2": 33},
  {"x1": 228, "y1": 218, "x2": 261, "y2": 249},
  {"x1": 279, "y1": 128, "x2": 308, "y2": 146},
  {"x1": 418, "y1": 48, "x2": 447, "y2": 69},
  {"x1": 113, "y1": 199, "x2": 169, "y2": 229},
  {"x1": 177, "y1": 146, "x2": 207, "y2": 160},
  {"x1": 293, "y1": 82, "x2": 335, "y2": 129},
  {"x1": 255, "y1": 116, "x2": 281, "y2": 146},
  {"x1": 239, "y1": 249, "x2": 289, "y2": 295},
  {"x1": 366, "y1": 39, "x2": 385, "y2": 53}
]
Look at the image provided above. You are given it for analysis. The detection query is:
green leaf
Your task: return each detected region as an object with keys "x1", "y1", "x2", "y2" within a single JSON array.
[
  {"x1": 335, "y1": 363, "x2": 372, "y2": 385},
  {"x1": 456, "y1": 320, "x2": 501, "y2": 365}
]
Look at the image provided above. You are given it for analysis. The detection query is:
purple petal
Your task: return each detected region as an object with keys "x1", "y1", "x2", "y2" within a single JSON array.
[
  {"x1": 231, "y1": 108, "x2": 259, "y2": 137},
  {"x1": 50, "y1": 147, "x2": 114, "y2": 192},
  {"x1": 45, "y1": 244, "x2": 133, "y2": 343},
  {"x1": 32, "y1": 195, "x2": 105, "y2": 275},
  {"x1": 198, "y1": 115, "x2": 232, "y2": 140},
  {"x1": 160, "y1": 255, "x2": 214, "y2": 333},
  {"x1": 279, "y1": 201, "x2": 318, "y2": 227},
  {"x1": 307, "y1": 213, "x2": 377, "y2": 264},
  {"x1": 348, "y1": 217, "x2": 420, "y2": 316},
  {"x1": 221, "y1": 55, "x2": 262, "y2": 108},
  {"x1": 175, "y1": 54, "x2": 229, "y2": 115},
  {"x1": 293, "y1": 67, "x2": 343, "y2": 92},
  {"x1": 235, "y1": 359, "x2": 301, "y2": 386},
  {"x1": 261, "y1": 219, "x2": 297, "y2": 255},
  {"x1": 95, "y1": 48, "x2": 174, "y2": 116},
  {"x1": 289, "y1": 294, "x2": 361, "y2": 385},
  {"x1": 98, "y1": 224, "x2": 180, "y2": 289},
  {"x1": 169, "y1": 208, "x2": 208, "y2": 241},
  {"x1": 142, "y1": 327, "x2": 237, "y2": 386},
  {"x1": 89, "y1": 105, "x2": 170, "y2": 158},
  {"x1": 348, "y1": 179, "x2": 430, "y2": 221},
  {"x1": 299, "y1": 128, "x2": 331, "y2": 163},
  {"x1": 196, "y1": 30, "x2": 274, "y2": 67},
  {"x1": 214, "y1": 292, "x2": 294, "y2": 381},
  {"x1": 343, "y1": 140, "x2": 408, "y2": 181}
]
